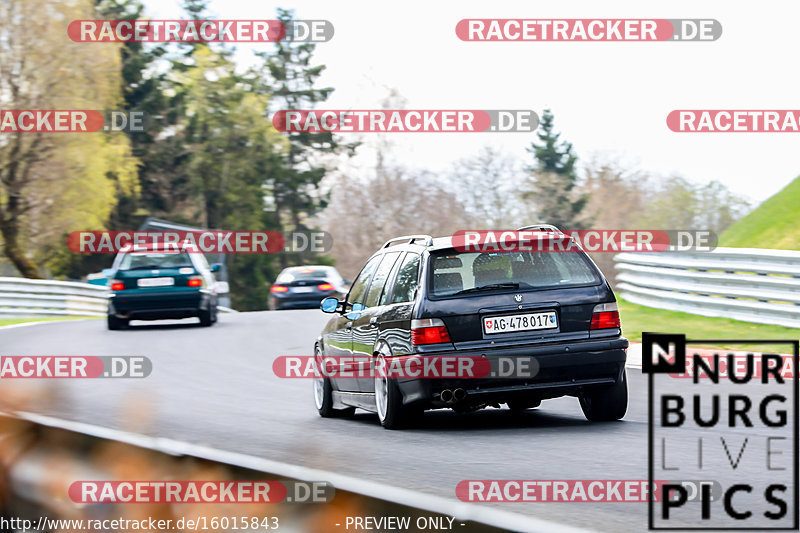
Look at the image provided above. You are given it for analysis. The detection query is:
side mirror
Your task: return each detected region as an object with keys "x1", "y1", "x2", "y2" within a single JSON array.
[
  {"x1": 320, "y1": 297, "x2": 339, "y2": 313},
  {"x1": 210, "y1": 263, "x2": 222, "y2": 273},
  {"x1": 345, "y1": 302, "x2": 365, "y2": 320},
  {"x1": 343, "y1": 278, "x2": 352, "y2": 285}
]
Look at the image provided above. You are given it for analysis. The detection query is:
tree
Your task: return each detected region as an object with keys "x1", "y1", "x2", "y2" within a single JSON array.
[
  {"x1": 582, "y1": 156, "x2": 649, "y2": 229},
  {"x1": 522, "y1": 109, "x2": 590, "y2": 229},
  {"x1": 579, "y1": 158, "x2": 751, "y2": 286},
  {"x1": 257, "y1": 8, "x2": 357, "y2": 268},
  {"x1": 96, "y1": 0, "x2": 170, "y2": 228},
  {"x1": 580, "y1": 157, "x2": 650, "y2": 284},
  {"x1": 0, "y1": 0, "x2": 137, "y2": 278},
  {"x1": 318, "y1": 165, "x2": 468, "y2": 278},
  {"x1": 639, "y1": 176, "x2": 750, "y2": 234},
  {"x1": 451, "y1": 146, "x2": 524, "y2": 228},
  {"x1": 168, "y1": 6, "x2": 287, "y2": 310},
  {"x1": 694, "y1": 181, "x2": 751, "y2": 234},
  {"x1": 44, "y1": 0, "x2": 171, "y2": 279}
]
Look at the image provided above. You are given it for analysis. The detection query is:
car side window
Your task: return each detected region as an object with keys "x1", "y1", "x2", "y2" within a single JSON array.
[
  {"x1": 390, "y1": 253, "x2": 421, "y2": 304},
  {"x1": 364, "y1": 252, "x2": 401, "y2": 308},
  {"x1": 347, "y1": 256, "x2": 381, "y2": 305},
  {"x1": 379, "y1": 252, "x2": 406, "y2": 306}
]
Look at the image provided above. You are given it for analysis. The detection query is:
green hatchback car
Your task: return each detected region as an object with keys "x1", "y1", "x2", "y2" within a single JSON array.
[{"x1": 107, "y1": 246, "x2": 221, "y2": 330}]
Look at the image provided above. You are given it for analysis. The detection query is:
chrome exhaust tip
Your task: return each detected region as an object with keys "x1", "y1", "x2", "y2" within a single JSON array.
[
  {"x1": 453, "y1": 388, "x2": 467, "y2": 402},
  {"x1": 440, "y1": 389, "x2": 453, "y2": 403}
]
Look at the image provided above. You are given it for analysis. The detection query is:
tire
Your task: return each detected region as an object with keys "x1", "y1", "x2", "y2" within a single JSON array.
[
  {"x1": 107, "y1": 315, "x2": 128, "y2": 330},
  {"x1": 374, "y1": 348, "x2": 421, "y2": 430},
  {"x1": 579, "y1": 369, "x2": 628, "y2": 421},
  {"x1": 507, "y1": 398, "x2": 541, "y2": 412},
  {"x1": 198, "y1": 307, "x2": 213, "y2": 327},
  {"x1": 314, "y1": 346, "x2": 355, "y2": 418}
]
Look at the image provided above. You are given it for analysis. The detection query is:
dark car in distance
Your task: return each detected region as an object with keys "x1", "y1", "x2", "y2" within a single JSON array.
[
  {"x1": 269, "y1": 266, "x2": 350, "y2": 310},
  {"x1": 314, "y1": 231, "x2": 628, "y2": 429}
]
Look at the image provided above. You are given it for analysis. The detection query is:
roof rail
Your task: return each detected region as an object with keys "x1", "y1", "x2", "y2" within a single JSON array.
[
  {"x1": 517, "y1": 224, "x2": 563, "y2": 233},
  {"x1": 381, "y1": 234, "x2": 434, "y2": 248}
]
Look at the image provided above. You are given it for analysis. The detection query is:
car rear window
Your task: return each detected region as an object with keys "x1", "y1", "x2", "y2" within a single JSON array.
[
  {"x1": 276, "y1": 267, "x2": 331, "y2": 283},
  {"x1": 430, "y1": 250, "x2": 599, "y2": 297},
  {"x1": 118, "y1": 252, "x2": 194, "y2": 270}
]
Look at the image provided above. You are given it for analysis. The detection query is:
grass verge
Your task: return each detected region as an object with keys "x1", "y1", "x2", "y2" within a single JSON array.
[
  {"x1": 0, "y1": 316, "x2": 100, "y2": 327},
  {"x1": 619, "y1": 299, "x2": 799, "y2": 352}
]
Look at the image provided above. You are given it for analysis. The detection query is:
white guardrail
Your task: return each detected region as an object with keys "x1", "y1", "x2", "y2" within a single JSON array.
[
  {"x1": 0, "y1": 277, "x2": 108, "y2": 318},
  {"x1": 0, "y1": 277, "x2": 235, "y2": 318},
  {"x1": 614, "y1": 247, "x2": 800, "y2": 329}
]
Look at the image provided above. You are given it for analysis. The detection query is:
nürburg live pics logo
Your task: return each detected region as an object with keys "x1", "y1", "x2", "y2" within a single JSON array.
[{"x1": 643, "y1": 332, "x2": 798, "y2": 530}]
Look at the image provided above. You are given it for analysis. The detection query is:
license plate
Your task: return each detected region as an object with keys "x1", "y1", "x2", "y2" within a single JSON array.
[
  {"x1": 483, "y1": 311, "x2": 557, "y2": 334},
  {"x1": 137, "y1": 277, "x2": 174, "y2": 287},
  {"x1": 293, "y1": 286, "x2": 313, "y2": 293}
]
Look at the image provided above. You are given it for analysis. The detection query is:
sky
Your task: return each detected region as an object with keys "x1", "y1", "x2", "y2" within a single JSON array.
[{"x1": 142, "y1": 0, "x2": 800, "y2": 204}]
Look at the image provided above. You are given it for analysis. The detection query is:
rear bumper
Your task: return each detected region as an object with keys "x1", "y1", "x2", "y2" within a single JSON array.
[
  {"x1": 109, "y1": 289, "x2": 213, "y2": 320},
  {"x1": 396, "y1": 337, "x2": 628, "y2": 407}
]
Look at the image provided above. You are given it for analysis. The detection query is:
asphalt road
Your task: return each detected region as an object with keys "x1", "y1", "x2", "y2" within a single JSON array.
[{"x1": 0, "y1": 312, "x2": 795, "y2": 532}]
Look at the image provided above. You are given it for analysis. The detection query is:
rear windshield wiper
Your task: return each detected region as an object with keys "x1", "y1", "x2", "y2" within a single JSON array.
[
  {"x1": 124, "y1": 264, "x2": 193, "y2": 270},
  {"x1": 124, "y1": 265, "x2": 162, "y2": 270},
  {"x1": 453, "y1": 282, "x2": 520, "y2": 296}
]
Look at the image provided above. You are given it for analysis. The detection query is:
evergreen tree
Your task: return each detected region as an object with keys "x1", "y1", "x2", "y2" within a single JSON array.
[
  {"x1": 257, "y1": 8, "x2": 357, "y2": 267},
  {"x1": 523, "y1": 109, "x2": 590, "y2": 229}
]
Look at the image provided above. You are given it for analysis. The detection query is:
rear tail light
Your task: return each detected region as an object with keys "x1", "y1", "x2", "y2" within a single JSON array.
[
  {"x1": 317, "y1": 283, "x2": 334, "y2": 291},
  {"x1": 187, "y1": 277, "x2": 204, "y2": 288},
  {"x1": 590, "y1": 302, "x2": 621, "y2": 330},
  {"x1": 271, "y1": 285, "x2": 288, "y2": 293},
  {"x1": 411, "y1": 318, "x2": 451, "y2": 345},
  {"x1": 110, "y1": 280, "x2": 125, "y2": 291}
]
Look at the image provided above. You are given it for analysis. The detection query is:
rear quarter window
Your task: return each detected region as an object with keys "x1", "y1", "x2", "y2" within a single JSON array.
[{"x1": 389, "y1": 253, "x2": 421, "y2": 304}]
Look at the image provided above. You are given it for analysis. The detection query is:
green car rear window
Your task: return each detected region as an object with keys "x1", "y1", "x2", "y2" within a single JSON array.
[{"x1": 118, "y1": 252, "x2": 194, "y2": 270}]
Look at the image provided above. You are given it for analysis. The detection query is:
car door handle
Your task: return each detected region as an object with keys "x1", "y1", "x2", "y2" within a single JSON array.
[{"x1": 369, "y1": 317, "x2": 378, "y2": 327}]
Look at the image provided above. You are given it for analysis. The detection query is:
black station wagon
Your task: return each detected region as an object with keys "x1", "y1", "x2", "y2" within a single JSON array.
[{"x1": 314, "y1": 228, "x2": 628, "y2": 429}]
